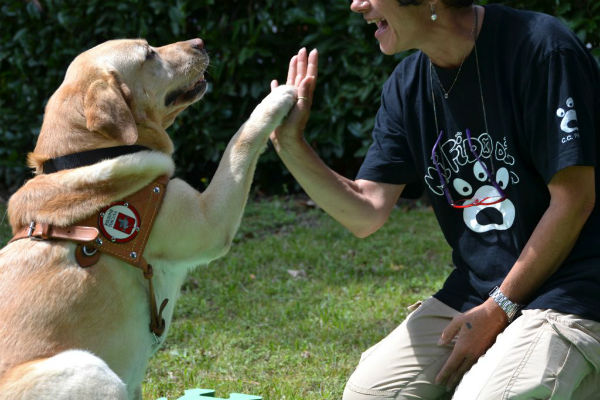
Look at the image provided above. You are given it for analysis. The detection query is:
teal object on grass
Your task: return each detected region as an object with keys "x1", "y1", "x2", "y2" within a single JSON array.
[{"x1": 157, "y1": 388, "x2": 262, "y2": 400}]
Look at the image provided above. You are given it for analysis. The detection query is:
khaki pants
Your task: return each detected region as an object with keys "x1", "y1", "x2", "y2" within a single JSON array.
[{"x1": 343, "y1": 297, "x2": 600, "y2": 400}]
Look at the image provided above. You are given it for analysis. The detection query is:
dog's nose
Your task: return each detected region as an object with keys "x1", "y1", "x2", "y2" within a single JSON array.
[{"x1": 189, "y1": 38, "x2": 204, "y2": 51}]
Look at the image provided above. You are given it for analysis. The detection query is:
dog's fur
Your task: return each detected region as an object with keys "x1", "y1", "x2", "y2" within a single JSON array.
[{"x1": 0, "y1": 38, "x2": 296, "y2": 399}]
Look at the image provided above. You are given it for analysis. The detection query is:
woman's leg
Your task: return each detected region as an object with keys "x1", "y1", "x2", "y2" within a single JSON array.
[
  {"x1": 343, "y1": 297, "x2": 460, "y2": 400},
  {"x1": 452, "y1": 309, "x2": 600, "y2": 399}
]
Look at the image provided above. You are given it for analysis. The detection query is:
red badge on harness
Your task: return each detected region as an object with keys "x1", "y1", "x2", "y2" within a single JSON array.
[{"x1": 98, "y1": 201, "x2": 141, "y2": 243}]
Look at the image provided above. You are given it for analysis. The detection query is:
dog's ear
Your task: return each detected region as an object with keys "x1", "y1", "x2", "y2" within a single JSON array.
[{"x1": 84, "y1": 71, "x2": 138, "y2": 144}]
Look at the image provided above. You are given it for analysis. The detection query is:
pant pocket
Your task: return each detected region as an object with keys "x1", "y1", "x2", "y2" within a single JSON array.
[
  {"x1": 548, "y1": 317, "x2": 600, "y2": 372},
  {"x1": 546, "y1": 314, "x2": 600, "y2": 399}
]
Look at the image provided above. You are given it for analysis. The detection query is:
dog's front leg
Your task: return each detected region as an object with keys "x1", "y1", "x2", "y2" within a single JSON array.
[{"x1": 198, "y1": 85, "x2": 297, "y2": 256}]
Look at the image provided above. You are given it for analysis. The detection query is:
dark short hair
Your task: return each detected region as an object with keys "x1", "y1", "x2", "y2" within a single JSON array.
[{"x1": 397, "y1": 0, "x2": 474, "y2": 7}]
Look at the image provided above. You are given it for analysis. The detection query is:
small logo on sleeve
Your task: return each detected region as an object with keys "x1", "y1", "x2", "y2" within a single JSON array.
[{"x1": 556, "y1": 97, "x2": 579, "y2": 143}]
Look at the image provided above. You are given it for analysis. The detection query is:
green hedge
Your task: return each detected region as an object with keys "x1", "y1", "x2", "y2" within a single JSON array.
[{"x1": 1, "y1": 0, "x2": 598, "y2": 194}]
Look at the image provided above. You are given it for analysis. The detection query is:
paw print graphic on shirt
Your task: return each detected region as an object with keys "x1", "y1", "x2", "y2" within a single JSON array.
[
  {"x1": 556, "y1": 97, "x2": 579, "y2": 135},
  {"x1": 458, "y1": 161, "x2": 516, "y2": 233},
  {"x1": 424, "y1": 131, "x2": 519, "y2": 234}
]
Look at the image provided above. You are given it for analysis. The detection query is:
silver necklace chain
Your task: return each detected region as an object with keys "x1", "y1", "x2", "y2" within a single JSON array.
[
  {"x1": 473, "y1": 18, "x2": 490, "y2": 136},
  {"x1": 430, "y1": 5, "x2": 490, "y2": 138},
  {"x1": 431, "y1": 58, "x2": 465, "y2": 99},
  {"x1": 430, "y1": 5, "x2": 478, "y2": 99}
]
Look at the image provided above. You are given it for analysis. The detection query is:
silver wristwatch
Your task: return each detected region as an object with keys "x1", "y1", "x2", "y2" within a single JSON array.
[{"x1": 489, "y1": 286, "x2": 521, "y2": 322}]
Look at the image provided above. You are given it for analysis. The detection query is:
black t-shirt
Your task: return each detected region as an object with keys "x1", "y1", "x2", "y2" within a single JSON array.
[{"x1": 356, "y1": 4, "x2": 600, "y2": 321}]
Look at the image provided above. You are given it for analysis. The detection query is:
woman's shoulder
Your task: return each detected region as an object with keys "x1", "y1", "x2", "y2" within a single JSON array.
[
  {"x1": 485, "y1": 4, "x2": 585, "y2": 59},
  {"x1": 486, "y1": 3, "x2": 565, "y2": 29},
  {"x1": 386, "y1": 51, "x2": 426, "y2": 88},
  {"x1": 378, "y1": 51, "x2": 428, "y2": 105}
]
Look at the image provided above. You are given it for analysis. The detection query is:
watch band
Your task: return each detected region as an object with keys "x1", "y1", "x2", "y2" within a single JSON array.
[{"x1": 489, "y1": 286, "x2": 521, "y2": 322}]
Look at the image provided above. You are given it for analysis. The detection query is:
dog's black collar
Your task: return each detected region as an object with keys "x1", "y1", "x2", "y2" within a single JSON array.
[{"x1": 42, "y1": 145, "x2": 151, "y2": 173}]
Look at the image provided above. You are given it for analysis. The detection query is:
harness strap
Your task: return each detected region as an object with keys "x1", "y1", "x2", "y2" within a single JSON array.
[
  {"x1": 9, "y1": 222, "x2": 99, "y2": 244},
  {"x1": 9, "y1": 175, "x2": 171, "y2": 337}
]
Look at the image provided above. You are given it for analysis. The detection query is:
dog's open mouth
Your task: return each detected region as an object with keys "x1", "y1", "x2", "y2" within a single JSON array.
[{"x1": 165, "y1": 78, "x2": 207, "y2": 107}]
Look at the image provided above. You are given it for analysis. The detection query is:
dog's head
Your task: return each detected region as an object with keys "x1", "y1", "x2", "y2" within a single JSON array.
[{"x1": 31, "y1": 38, "x2": 209, "y2": 172}]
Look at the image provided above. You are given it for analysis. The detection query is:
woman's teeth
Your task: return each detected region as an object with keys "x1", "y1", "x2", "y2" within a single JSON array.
[
  {"x1": 367, "y1": 18, "x2": 385, "y2": 25},
  {"x1": 367, "y1": 18, "x2": 388, "y2": 33}
]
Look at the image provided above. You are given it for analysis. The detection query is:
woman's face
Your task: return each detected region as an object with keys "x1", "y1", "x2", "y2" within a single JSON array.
[{"x1": 350, "y1": 0, "x2": 426, "y2": 55}]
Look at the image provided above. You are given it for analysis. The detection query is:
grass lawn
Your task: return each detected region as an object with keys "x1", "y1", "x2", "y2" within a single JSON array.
[{"x1": 0, "y1": 197, "x2": 452, "y2": 399}]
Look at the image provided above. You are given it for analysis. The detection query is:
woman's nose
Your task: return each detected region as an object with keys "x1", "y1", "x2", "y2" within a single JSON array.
[{"x1": 350, "y1": 0, "x2": 370, "y2": 13}]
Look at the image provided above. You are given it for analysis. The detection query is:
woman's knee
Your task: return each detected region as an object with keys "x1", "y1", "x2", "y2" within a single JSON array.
[{"x1": 342, "y1": 381, "x2": 397, "y2": 400}]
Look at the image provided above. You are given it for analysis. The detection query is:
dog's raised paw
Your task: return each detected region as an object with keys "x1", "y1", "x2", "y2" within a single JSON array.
[
  {"x1": 265, "y1": 84, "x2": 298, "y2": 116},
  {"x1": 248, "y1": 85, "x2": 297, "y2": 134}
]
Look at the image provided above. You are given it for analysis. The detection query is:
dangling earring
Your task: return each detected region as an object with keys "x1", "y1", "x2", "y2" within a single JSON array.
[{"x1": 430, "y1": 4, "x2": 438, "y2": 21}]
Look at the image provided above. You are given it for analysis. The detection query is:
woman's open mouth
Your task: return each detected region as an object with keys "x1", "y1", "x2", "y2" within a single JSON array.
[{"x1": 368, "y1": 18, "x2": 389, "y2": 38}]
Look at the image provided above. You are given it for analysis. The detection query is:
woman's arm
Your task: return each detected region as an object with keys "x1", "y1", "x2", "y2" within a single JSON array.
[{"x1": 270, "y1": 48, "x2": 404, "y2": 237}]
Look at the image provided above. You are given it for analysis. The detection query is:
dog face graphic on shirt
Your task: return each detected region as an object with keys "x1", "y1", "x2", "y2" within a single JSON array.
[
  {"x1": 556, "y1": 97, "x2": 580, "y2": 144},
  {"x1": 425, "y1": 131, "x2": 520, "y2": 233}
]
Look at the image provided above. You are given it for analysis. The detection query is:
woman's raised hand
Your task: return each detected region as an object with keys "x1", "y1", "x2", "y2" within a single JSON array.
[{"x1": 270, "y1": 48, "x2": 318, "y2": 148}]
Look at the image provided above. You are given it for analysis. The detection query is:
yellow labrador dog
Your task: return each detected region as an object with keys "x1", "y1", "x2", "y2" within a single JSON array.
[{"x1": 0, "y1": 38, "x2": 296, "y2": 399}]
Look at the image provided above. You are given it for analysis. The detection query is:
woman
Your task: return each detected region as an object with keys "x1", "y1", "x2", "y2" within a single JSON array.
[{"x1": 271, "y1": 0, "x2": 600, "y2": 398}]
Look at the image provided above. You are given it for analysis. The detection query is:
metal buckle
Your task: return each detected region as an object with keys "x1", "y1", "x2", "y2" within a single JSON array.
[
  {"x1": 26, "y1": 221, "x2": 35, "y2": 237},
  {"x1": 27, "y1": 221, "x2": 47, "y2": 241},
  {"x1": 81, "y1": 245, "x2": 98, "y2": 256},
  {"x1": 26, "y1": 221, "x2": 43, "y2": 240}
]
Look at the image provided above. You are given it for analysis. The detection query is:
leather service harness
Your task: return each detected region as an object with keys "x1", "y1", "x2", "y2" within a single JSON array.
[{"x1": 9, "y1": 146, "x2": 170, "y2": 338}]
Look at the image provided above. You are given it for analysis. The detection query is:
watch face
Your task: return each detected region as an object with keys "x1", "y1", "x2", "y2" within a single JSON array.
[{"x1": 98, "y1": 201, "x2": 141, "y2": 243}]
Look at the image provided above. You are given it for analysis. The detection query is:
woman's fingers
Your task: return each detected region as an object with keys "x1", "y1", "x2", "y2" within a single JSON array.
[
  {"x1": 438, "y1": 317, "x2": 462, "y2": 346},
  {"x1": 307, "y1": 48, "x2": 319, "y2": 80},
  {"x1": 295, "y1": 76, "x2": 314, "y2": 110},
  {"x1": 446, "y1": 356, "x2": 475, "y2": 390},
  {"x1": 295, "y1": 48, "x2": 308, "y2": 87},
  {"x1": 297, "y1": 49, "x2": 318, "y2": 104},
  {"x1": 284, "y1": 48, "x2": 319, "y2": 89},
  {"x1": 286, "y1": 55, "x2": 298, "y2": 86}
]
